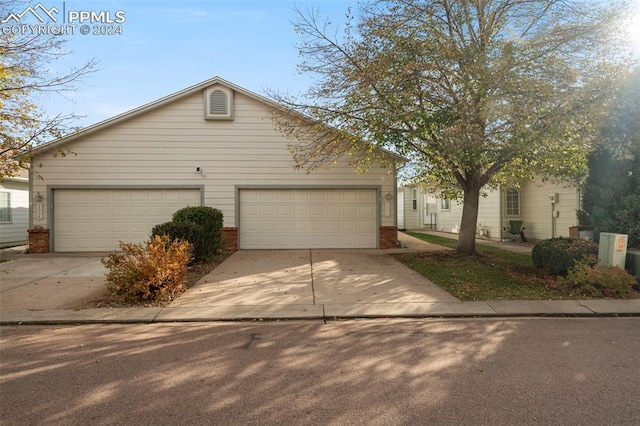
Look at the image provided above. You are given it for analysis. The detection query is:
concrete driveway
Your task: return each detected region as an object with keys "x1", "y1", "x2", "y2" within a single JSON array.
[
  {"x1": 0, "y1": 257, "x2": 109, "y2": 310},
  {"x1": 170, "y1": 249, "x2": 458, "y2": 309},
  {"x1": 0, "y1": 248, "x2": 457, "y2": 313}
]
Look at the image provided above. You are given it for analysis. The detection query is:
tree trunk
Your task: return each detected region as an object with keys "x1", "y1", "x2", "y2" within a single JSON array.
[{"x1": 456, "y1": 185, "x2": 481, "y2": 255}]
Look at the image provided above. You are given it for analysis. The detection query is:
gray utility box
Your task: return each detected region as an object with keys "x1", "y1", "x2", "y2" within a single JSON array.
[{"x1": 598, "y1": 233, "x2": 628, "y2": 269}]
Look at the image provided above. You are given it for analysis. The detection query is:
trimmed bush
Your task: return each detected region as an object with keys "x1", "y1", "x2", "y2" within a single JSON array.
[
  {"x1": 532, "y1": 237, "x2": 599, "y2": 276},
  {"x1": 561, "y1": 256, "x2": 637, "y2": 298},
  {"x1": 172, "y1": 206, "x2": 224, "y2": 260},
  {"x1": 102, "y1": 235, "x2": 193, "y2": 303},
  {"x1": 151, "y1": 221, "x2": 205, "y2": 263}
]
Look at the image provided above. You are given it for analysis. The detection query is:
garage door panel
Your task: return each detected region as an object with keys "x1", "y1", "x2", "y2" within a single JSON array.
[
  {"x1": 277, "y1": 205, "x2": 291, "y2": 215},
  {"x1": 259, "y1": 220, "x2": 275, "y2": 231},
  {"x1": 276, "y1": 220, "x2": 291, "y2": 230},
  {"x1": 260, "y1": 191, "x2": 275, "y2": 201},
  {"x1": 276, "y1": 235, "x2": 293, "y2": 246},
  {"x1": 260, "y1": 205, "x2": 275, "y2": 215},
  {"x1": 54, "y1": 189, "x2": 201, "y2": 252},
  {"x1": 293, "y1": 205, "x2": 308, "y2": 215},
  {"x1": 310, "y1": 192, "x2": 326, "y2": 201},
  {"x1": 327, "y1": 205, "x2": 341, "y2": 215},
  {"x1": 239, "y1": 189, "x2": 377, "y2": 249},
  {"x1": 343, "y1": 220, "x2": 357, "y2": 231},
  {"x1": 293, "y1": 220, "x2": 308, "y2": 231}
]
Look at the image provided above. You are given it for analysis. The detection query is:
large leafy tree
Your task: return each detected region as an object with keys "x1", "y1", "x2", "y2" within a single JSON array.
[
  {"x1": 0, "y1": 0, "x2": 97, "y2": 178},
  {"x1": 271, "y1": 0, "x2": 634, "y2": 254},
  {"x1": 581, "y1": 68, "x2": 640, "y2": 247}
]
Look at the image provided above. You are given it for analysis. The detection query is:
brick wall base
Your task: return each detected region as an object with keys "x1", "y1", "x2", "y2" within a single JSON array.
[
  {"x1": 28, "y1": 228, "x2": 50, "y2": 254},
  {"x1": 223, "y1": 226, "x2": 397, "y2": 251},
  {"x1": 379, "y1": 226, "x2": 398, "y2": 249},
  {"x1": 222, "y1": 227, "x2": 238, "y2": 252}
]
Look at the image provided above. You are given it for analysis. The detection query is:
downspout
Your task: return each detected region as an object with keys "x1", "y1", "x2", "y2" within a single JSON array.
[
  {"x1": 28, "y1": 159, "x2": 34, "y2": 229},
  {"x1": 551, "y1": 200, "x2": 556, "y2": 238},
  {"x1": 499, "y1": 186, "x2": 503, "y2": 242},
  {"x1": 393, "y1": 159, "x2": 398, "y2": 229}
]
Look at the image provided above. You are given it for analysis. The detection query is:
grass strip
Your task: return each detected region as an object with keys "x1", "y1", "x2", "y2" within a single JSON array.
[{"x1": 395, "y1": 232, "x2": 572, "y2": 301}]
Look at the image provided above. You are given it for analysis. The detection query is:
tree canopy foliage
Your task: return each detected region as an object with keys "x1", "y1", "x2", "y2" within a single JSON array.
[
  {"x1": 0, "y1": 0, "x2": 97, "y2": 178},
  {"x1": 271, "y1": 0, "x2": 636, "y2": 253},
  {"x1": 581, "y1": 68, "x2": 640, "y2": 248}
]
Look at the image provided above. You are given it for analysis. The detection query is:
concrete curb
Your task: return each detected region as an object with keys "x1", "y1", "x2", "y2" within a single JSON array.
[{"x1": 2, "y1": 300, "x2": 639, "y2": 325}]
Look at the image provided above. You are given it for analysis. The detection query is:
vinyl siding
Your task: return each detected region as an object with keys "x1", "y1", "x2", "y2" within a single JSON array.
[
  {"x1": 517, "y1": 179, "x2": 580, "y2": 240},
  {"x1": 402, "y1": 179, "x2": 580, "y2": 241},
  {"x1": 31, "y1": 88, "x2": 395, "y2": 229},
  {"x1": 0, "y1": 180, "x2": 29, "y2": 246},
  {"x1": 397, "y1": 191, "x2": 405, "y2": 229},
  {"x1": 401, "y1": 187, "x2": 421, "y2": 229},
  {"x1": 397, "y1": 187, "x2": 439, "y2": 230},
  {"x1": 433, "y1": 191, "x2": 501, "y2": 239}
]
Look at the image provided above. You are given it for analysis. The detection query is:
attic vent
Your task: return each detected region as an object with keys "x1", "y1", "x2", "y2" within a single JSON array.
[
  {"x1": 209, "y1": 90, "x2": 227, "y2": 114},
  {"x1": 204, "y1": 86, "x2": 234, "y2": 120}
]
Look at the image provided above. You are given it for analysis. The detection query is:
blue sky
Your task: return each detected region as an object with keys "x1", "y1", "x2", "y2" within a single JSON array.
[
  {"x1": 33, "y1": 0, "x2": 355, "y2": 127},
  {"x1": 7, "y1": 0, "x2": 640, "y2": 129}
]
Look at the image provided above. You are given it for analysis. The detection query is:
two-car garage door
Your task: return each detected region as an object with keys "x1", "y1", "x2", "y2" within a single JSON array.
[
  {"x1": 52, "y1": 188, "x2": 378, "y2": 251},
  {"x1": 239, "y1": 189, "x2": 377, "y2": 249},
  {"x1": 53, "y1": 188, "x2": 201, "y2": 252}
]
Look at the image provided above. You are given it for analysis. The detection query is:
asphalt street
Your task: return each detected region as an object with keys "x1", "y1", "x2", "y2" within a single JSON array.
[{"x1": 1, "y1": 318, "x2": 639, "y2": 425}]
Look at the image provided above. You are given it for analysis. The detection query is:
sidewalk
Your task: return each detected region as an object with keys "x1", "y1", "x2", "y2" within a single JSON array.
[
  {"x1": 1, "y1": 234, "x2": 639, "y2": 325},
  {"x1": 2, "y1": 299, "x2": 639, "y2": 325}
]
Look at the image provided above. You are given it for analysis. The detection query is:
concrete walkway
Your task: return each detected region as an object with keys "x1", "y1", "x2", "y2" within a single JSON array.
[{"x1": 1, "y1": 233, "x2": 639, "y2": 324}]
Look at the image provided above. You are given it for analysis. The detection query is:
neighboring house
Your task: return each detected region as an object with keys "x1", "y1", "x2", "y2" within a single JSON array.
[
  {"x1": 0, "y1": 171, "x2": 29, "y2": 248},
  {"x1": 21, "y1": 77, "x2": 400, "y2": 253},
  {"x1": 398, "y1": 180, "x2": 582, "y2": 241}
]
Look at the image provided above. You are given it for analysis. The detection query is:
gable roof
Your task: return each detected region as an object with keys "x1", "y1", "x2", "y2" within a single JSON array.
[
  {"x1": 19, "y1": 76, "x2": 406, "y2": 163},
  {"x1": 18, "y1": 76, "x2": 281, "y2": 158}
]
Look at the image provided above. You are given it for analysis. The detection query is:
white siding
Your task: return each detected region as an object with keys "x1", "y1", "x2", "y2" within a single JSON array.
[
  {"x1": 435, "y1": 191, "x2": 501, "y2": 239},
  {"x1": 400, "y1": 187, "x2": 421, "y2": 229},
  {"x1": 403, "y1": 179, "x2": 580, "y2": 241},
  {"x1": 31, "y1": 88, "x2": 395, "y2": 235},
  {"x1": 397, "y1": 187, "x2": 439, "y2": 230},
  {"x1": 0, "y1": 180, "x2": 29, "y2": 246},
  {"x1": 518, "y1": 179, "x2": 580, "y2": 240},
  {"x1": 397, "y1": 191, "x2": 405, "y2": 229}
]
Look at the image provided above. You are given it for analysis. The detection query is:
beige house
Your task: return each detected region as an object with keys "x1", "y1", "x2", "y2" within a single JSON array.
[
  {"x1": 0, "y1": 171, "x2": 29, "y2": 248},
  {"x1": 398, "y1": 180, "x2": 582, "y2": 241},
  {"x1": 23, "y1": 77, "x2": 399, "y2": 253}
]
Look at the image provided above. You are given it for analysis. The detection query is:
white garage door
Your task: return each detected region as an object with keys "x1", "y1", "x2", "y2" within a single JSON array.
[
  {"x1": 239, "y1": 189, "x2": 377, "y2": 249},
  {"x1": 53, "y1": 188, "x2": 201, "y2": 251}
]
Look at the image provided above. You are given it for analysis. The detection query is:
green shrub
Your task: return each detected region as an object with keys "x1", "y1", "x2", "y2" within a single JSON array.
[
  {"x1": 532, "y1": 238, "x2": 599, "y2": 276},
  {"x1": 172, "y1": 206, "x2": 224, "y2": 260},
  {"x1": 561, "y1": 256, "x2": 637, "y2": 298},
  {"x1": 102, "y1": 235, "x2": 193, "y2": 304},
  {"x1": 151, "y1": 221, "x2": 205, "y2": 263}
]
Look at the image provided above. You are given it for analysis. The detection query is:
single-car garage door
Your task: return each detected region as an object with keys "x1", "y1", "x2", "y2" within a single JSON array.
[
  {"x1": 53, "y1": 188, "x2": 201, "y2": 251},
  {"x1": 239, "y1": 189, "x2": 377, "y2": 249}
]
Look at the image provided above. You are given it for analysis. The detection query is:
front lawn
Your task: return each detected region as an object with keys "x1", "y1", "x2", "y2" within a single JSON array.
[{"x1": 394, "y1": 232, "x2": 627, "y2": 301}]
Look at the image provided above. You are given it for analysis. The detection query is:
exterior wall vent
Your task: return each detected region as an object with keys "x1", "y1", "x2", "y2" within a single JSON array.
[
  {"x1": 204, "y1": 85, "x2": 233, "y2": 120},
  {"x1": 209, "y1": 90, "x2": 227, "y2": 114}
]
